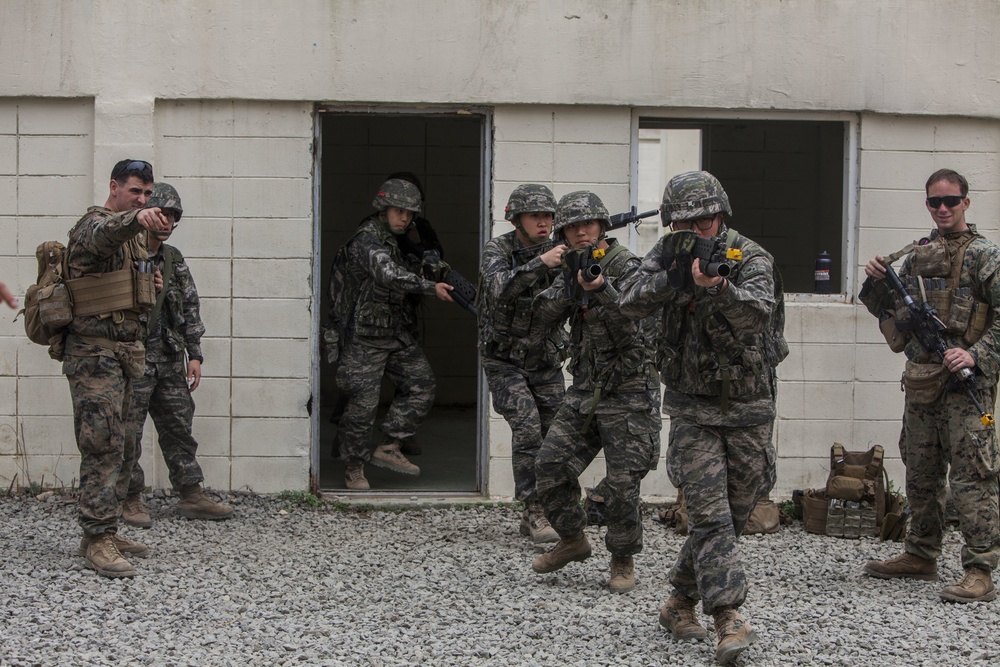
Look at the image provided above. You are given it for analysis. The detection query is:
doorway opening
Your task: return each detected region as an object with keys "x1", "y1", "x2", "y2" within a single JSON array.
[{"x1": 317, "y1": 110, "x2": 486, "y2": 493}]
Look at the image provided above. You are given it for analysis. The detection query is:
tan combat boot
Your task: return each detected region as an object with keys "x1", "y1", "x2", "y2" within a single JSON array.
[
  {"x1": 531, "y1": 532, "x2": 591, "y2": 573},
  {"x1": 519, "y1": 502, "x2": 558, "y2": 544},
  {"x1": 78, "y1": 532, "x2": 149, "y2": 558},
  {"x1": 608, "y1": 554, "x2": 635, "y2": 593},
  {"x1": 176, "y1": 485, "x2": 234, "y2": 520},
  {"x1": 121, "y1": 494, "x2": 153, "y2": 529},
  {"x1": 345, "y1": 462, "x2": 370, "y2": 490},
  {"x1": 371, "y1": 441, "x2": 420, "y2": 476},
  {"x1": 659, "y1": 592, "x2": 708, "y2": 640},
  {"x1": 863, "y1": 552, "x2": 938, "y2": 580},
  {"x1": 84, "y1": 532, "x2": 137, "y2": 579},
  {"x1": 940, "y1": 566, "x2": 997, "y2": 603},
  {"x1": 398, "y1": 437, "x2": 422, "y2": 456},
  {"x1": 712, "y1": 606, "x2": 758, "y2": 665}
]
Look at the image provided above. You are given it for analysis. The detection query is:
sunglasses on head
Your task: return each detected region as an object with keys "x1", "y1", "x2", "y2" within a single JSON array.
[
  {"x1": 926, "y1": 195, "x2": 965, "y2": 209},
  {"x1": 112, "y1": 159, "x2": 153, "y2": 180}
]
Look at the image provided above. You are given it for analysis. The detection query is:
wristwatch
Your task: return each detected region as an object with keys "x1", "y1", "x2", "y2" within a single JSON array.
[{"x1": 706, "y1": 279, "x2": 727, "y2": 296}]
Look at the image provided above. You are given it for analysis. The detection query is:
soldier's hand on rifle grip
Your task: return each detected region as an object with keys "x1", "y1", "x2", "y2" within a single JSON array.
[
  {"x1": 865, "y1": 255, "x2": 888, "y2": 280},
  {"x1": 943, "y1": 347, "x2": 976, "y2": 374},
  {"x1": 540, "y1": 243, "x2": 566, "y2": 268},
  {"x1": 434, "y1": 282, "x2": 455, "y2": 302}
]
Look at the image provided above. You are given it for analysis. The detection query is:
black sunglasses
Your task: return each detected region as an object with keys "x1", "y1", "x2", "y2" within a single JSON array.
[
  {"x1": 112, "y1": 159, "x2": 153, "y2": 180},
  {"x1": 926, "y1": 195, "x2": 965, "y2": 209},
  {"x1": 672, "y1": 217, "x2": 716, "y2": 231}
]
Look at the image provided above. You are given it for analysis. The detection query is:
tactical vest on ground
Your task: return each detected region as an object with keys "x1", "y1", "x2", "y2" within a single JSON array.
[{"x1": 351, "y1": 219, "x2": 412, "y2": 339}]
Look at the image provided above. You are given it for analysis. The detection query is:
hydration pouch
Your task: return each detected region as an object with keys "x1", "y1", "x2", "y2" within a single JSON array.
[{"x1": 901, "y1": 359, "x2": 949, "y2": 404}]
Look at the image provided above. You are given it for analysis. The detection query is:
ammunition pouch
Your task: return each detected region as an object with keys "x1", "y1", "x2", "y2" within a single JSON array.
[
  {"x1": 65, "y1": 266, "x2": 150, "y2": 318},
  {"x1": 823, "y1": 442, "x2": 889, "y2": 538},
  {"x1": 901, "y1": 359, "x2": 949, "y2": 405},
  {"x1": 878, "y1": 312, "x2": 907, "y2": 353}
]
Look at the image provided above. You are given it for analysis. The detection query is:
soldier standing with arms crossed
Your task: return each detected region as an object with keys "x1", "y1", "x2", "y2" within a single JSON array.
[
  {"x1": 530, "y1": 191, "x2": 661, "y2": 593},
  {"x1": 619, "y1": 172, "x2": 784, "y2": 664},
  {"x1": 479, "y1": 184, "x2": 566, "y2": 543},
  {"x1": 120, "y1": 182, "x2": 232, "y2": 528},
  {"x1": 860, "y1": 169, "x2": 1000, "y2": 603}
]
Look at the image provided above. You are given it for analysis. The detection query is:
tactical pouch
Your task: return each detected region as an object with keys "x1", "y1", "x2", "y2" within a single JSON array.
[
  {"x1": 801, "y1": 489, "x2": 828, "y2": 535},
  {"x1": 120, "y1": 341, "x2": 147, "y2": 380},
  {"x1": 878, "y1": 314, "x2": 907, "y2": 353},
  {"x1": 965, "y1": 301, "x2": 989, "y2": 345},
  {"x1": 901, "y1": 359, "x2": 948, "y2": 404},
  {"x1": 37, "y1": 283, "x2": 74, "y2": 329},
  {"x1": 134, "y1": 266, "x2": 156, "y2": 308},
  {"x1": 910, "y1": 240, "x2": 950, "y2": 277},
  {"x1": 745, "y1": 498, "x2": 780, "y2": 535},
  {"x1": 66, "y1": 268, "x2": 136, "y2": 317},
  {"x1": 827, "y1": 475, "x2": 867, "y2": 502}
]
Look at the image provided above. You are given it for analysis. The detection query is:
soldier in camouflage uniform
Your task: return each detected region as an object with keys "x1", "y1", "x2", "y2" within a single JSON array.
[
  {"x1": 335, "y1": 179, "x2": 455, "y2": 490},
  {"x1": 860, "y1": 169, "x2": 1000, "y2": 604},
  {"x1": 64, "y1": 159, "x2": 173, "y2": 578},
  {"x1": 619, "y1": 172, "x2": 781, "y2": 664},
  {"x1": 479, "y1": 184, "x2": 567, "y2": 544},
  {"x1": 530, "y1": 191, "x2": 661, "y2": 594},
  {"x1": 121, "y1": 183, "x2": 233, "y2": 528}
]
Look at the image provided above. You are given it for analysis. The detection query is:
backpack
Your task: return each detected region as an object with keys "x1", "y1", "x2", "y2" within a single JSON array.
[
  {"x1": 18, "y1": 241, "x2": 73, "y2": 359},
  {"x1": 325, "y1": 228, "x2": 366, "y2": 359}
]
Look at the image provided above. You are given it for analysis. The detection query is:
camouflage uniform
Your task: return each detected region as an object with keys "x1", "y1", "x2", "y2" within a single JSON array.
[
  {"x1": 336, "y1": 215, "x2": 438, "y2": 462},
  {"x1": 479, "y1": 229, "x2": 567, "y2": 502},
  {"x1": 63, "y1": 207, "x2": 149, "y2": 537},
  {"x1": 533, "y1": 195, "x2": 661, "y2": 556},
  {"x1": 619, "y1": 173, "x2": 779, "y2": 614},
  {"x1": 860, "y1": 225, "x2": 1000, "y2": 571},
  {"x1": 126, "y1": 242, "x2": 207, "y2": 496}
]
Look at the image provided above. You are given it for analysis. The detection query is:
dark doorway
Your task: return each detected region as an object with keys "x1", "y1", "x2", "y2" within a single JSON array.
[{"x1": 318, "y1": 111, "x2": 483, "y2": 492}]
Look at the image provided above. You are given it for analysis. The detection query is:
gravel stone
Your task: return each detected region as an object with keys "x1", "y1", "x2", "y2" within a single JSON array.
[{"x1": 0, "y1": 492, "x2": 997, "y2": 666}]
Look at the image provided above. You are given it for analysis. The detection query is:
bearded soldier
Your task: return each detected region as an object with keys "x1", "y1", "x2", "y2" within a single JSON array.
[{"x1": 619, "y1": 171, "x2": 785, "y2": 665}]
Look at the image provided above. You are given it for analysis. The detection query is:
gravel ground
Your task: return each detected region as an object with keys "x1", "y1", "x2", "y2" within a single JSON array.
[{"x1": 0, "y1": 491, "x2": 997, "y2": 667}]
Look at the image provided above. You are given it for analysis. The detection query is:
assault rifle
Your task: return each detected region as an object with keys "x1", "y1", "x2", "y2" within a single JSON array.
[
  {"x1": 561, "y1": 245, "x2": 605, "y2": 307},
  {"x1": 510, "y1": 206, "x2": 659, "y2": 267},
  {"x1": 883, "y1": 263, "x2": 994, "y2": 427},
  {"x1": 420, "y1": 250, "x2": 478, "y2": 317},
  {"x1": 662, "y1": 230, "x2": 743, "y2": 288}
]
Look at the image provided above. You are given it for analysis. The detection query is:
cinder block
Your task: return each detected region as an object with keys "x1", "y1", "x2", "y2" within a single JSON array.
[
  {"x1": 494, "y1": 106, "x2": 555, "y2": 143},
  {"x1": 855, "y1": 343, "x2": 905, "y2": 382},
  {"x1": 19, "y1": 136, "x2": 91, "y2": 176},
  {"x1": 0, "y1": 136, "x2": 15, "y2": 175},
  {"x1": 191, "y1": 377, "x2": 231, "y2": 418},
  {"x1": 776, "y1": 419, "x2": 852, "y2": 459},
  {"x1": 233, "y1": 178, "x2": 312, "y2": 218},
  {"x1": 0, "y1": 337, "x2": 16, "y2": 375},
  {"x1": 784, "y1": 302, "x2": 858, "y2": 344},
  {"x1": 17, "y1": 98, "x2": 93, "y2": 135},
  {"x1": 233, "y1": 219, "x2": 312, "y2": 259},
  {"x1": 641, "y1": 469, "x2": 676, "y2": 499},
  {"x1": 231, "y1": 418, "x2": 310, "y2": 457},
  {"x1": 853, "y1": 420, "x2": 901, "y2": 455},
  {"x1": 933, "y1": 118, "x2": 1000, "y2": 153},
  {"x1": 16, "y1": 377, "x2": 70, "y2": 416},
  {"x1": 17, "y1": 176, "x2": 91, "y2": 216},
  {"x1": 859, "y1": 150, "x2": 936, "y2": 192},
  {"x1": 552, "y1": 183, "x2": 629, "y2": 214},
  {"x1": 170, "y1": 218, "x2": 233, "y2": 259},
  {"x1": 234, "y1": 138, "x2": 313, "y2": 178},
  {"x1": 553, "y1": 106, "x2": 631, "y2": 144},
  {"x1": 781, "y1": 343, "x2": 855, "y2": 383},
  {"x1": 157, "y1": 137, "x2": 235, "y2": 178},
  {"x1": 232, "y1": 299, "x2": 312, "y2": 339},
  {"x1": 494, "y1": 142, "x2": 554, "y2": 183},
  {"x1": 0, "y1": 454, "x2": 81, "y2": 490},
  {"x1": 200, "y1": 338, "x2": 231, "y2": 376},
  {"x1": 855, "y1": 381, "x2": 904, "y2": 420},
  {"x1": 777, "y1": 381, "x2": 854, "y2": 421},
  {"x1": 16, "y1": 340, "x2": 64, "y2": 378},
  {"x1": 578, "y1": 455, "x2": 607, "y2": 490},
  {"x1": 487, "y1": 416, "x2": 513, "y2": 457},
  {"x1": 486, "y1": 455, "x2": 514, "y2": 498},
  {"x1": 855, "y1": 306, "x2": 889, "y2": 345},
  {"x1": 232, "y1": 456, "x2": 308, "y2": 493},
  {"x1": 0, "y1": 101, "x2": 16, "y2": 134},
  {"x1": 775, "y1": 456, "x2": 831, "y2": 495},
  {"x1": 17, "y1": 217, "x2": 78, "y2": 257},
  {"x1": 860, "y1": 115, "x2": 936, "y2": 152},
  {"x1": 857, "y1": 228, "x2": 928, "y2": 268},
  {"x1": 185, "y1": 259, "x2": 232, "y2": 298},
  {"x1": 0, "y1": 416, "x2": 15, "y2": 455},
  {"x1": 231, "y1": 339, "x2": 309, "y2": 378},
  {"x1": 232, "y1": 379, "x2": 309, "y2": 418},
  {"x1": 233, "y1": 259, "x2": 311, "y2": 299},
  {"x1": 931, "y1": 152, "x2": 1000, "y2": 190},
  {"x1": 163, "y1": 177, "x2": 235, "y2": 218},
  {"x1": 156, "y1": 100, "x2": 234, "y2": 138},
  {"x1": 189, "y1": 416, "x2": 231, "y2": 457},
  {"x1": 553, "y1": 143, "x2": 630, "y2": 184},
  {"x1": 233, "y1": 101, "x2": 313, "y2": 138},
  {"x1": 200, "y1": 299, "x2": 232, "y2": 338},
  {"x1": 198, "y1": 456, "x2": 233, "y2": 491},
  {"x1": 859, "y1": 189, "x2": 927, "y2": 229},
  {"x1": 0, "y1": 216, "x2": 14, "y2": 254}
]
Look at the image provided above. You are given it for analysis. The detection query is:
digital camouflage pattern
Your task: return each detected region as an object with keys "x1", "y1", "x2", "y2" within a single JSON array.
[
  {"x1": 552, "y1": 191, "x2": 609, "y2": 237},
  {"x1": 149, "y1": 182, "x2": 183, "y2": 221},
  {"x1": 504, "y1": 183, "x2": 557, "y2": 221},
  {"x1": 127, "y1": 242, "x2": 207, "y2": 496},
  {"x1": 63, "y1": 206, "x2": 150, "y2": 536},
  {"x1": 659, "y1": 171, "x2": 733, "y2": 226},
  {"x1": 334, "y1": 216, "x2": 438, "y2": 462},
  {"x1": 479, "y1": 226, "x2": 567, "y2": 502},
  {"x1": 532, "y1": 239, "x2": 661, "y2": 555},
  {"x1": 371, "y1": 178, "x2": 422, "y2": 213},
  {"x1": 860, "y1": 226, "x2": 1000, "y2": 571}
]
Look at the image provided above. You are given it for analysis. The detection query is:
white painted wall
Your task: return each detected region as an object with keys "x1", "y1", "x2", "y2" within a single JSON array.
[{"x1": 1, "y1": 1, "x2": 999, "y2": 497}]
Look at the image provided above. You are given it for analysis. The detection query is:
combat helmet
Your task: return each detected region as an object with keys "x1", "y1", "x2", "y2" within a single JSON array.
[
  {"x1": 659, "y1": 171, "x2": 732, "y2": 227},
  {"x1": 371, "y1": 178, "x2": 422, "y2": 213},
  {"x1": 553, "y1": 191, "x2": 609, "y2": 238},
  {"x1": 149, "y1": 181, "x2": 183, "y2": 221},
  {"x1": 505, "y1": 184, "x2": 557, "y2": 221}
]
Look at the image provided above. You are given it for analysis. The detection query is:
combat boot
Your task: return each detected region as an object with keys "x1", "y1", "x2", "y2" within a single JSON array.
[
  {"x1": 176, "y1": 485, "x2": 234, "y2": 520},
  {"x1": 345, "y1": 462, "x2": 370, "y2": 490},
  {"x1": 84, "y1": 532, "x2": 136, "y2": 579},
  {"x1": 371, "y1": 441, "x2": 420, "y2": 476},
  {"x1": 659, "y1": 592, "x2": 708, "y2": 640},
  {"x1": 531, "y1": 532, "x2": 591, "y2": 573},
  {"x1": 519, "y1": 502, "x2": 558, "y2": 544},
  {"x1": 863, "y1": 552, "x2": 938, "y2": 580},
  {"x1": 398, "y1": 436, "x2": 422, "y2": 456},
  {"x1": 940, "y1": 566, "x2": 997, "y2": 603},
  {"x1": 608, "y1": 554, "x2": 635, "y2": 593},
  {"x1": 712, "y1": 606, "x2": 757, "y2": 665},
  {"x1": 121, "y1": 494, "x2": 153, "y2": 529},
  {"x1": 78, "y1": 532, "x2": 149, "y2": 558}
]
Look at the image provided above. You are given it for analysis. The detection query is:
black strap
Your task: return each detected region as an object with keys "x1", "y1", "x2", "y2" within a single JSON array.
[{"x1": 147, "y1": 247, "x2": 174, "y2": 329}]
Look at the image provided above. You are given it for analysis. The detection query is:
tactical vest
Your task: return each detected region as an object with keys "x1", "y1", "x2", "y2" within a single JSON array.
[
  {"x1": 351, "y1": 219, "x2": 411, "y2": 339},
  {"x1": 66, "y1": 236, "x2": 155, "y2": 321},
  {"x1": 657, "y1": 230, "x2": 777, "y2": 405}
]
